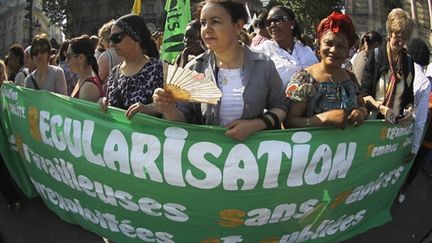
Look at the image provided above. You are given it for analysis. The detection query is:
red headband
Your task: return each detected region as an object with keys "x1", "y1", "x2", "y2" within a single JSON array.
[{"x1": 317, "y1": 12, "x2": 356, "y2": 47}]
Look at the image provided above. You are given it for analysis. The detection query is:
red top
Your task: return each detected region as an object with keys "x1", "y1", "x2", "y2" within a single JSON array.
[{"x1": 72, "y1": 76, "x2": 104, "y2": 99}]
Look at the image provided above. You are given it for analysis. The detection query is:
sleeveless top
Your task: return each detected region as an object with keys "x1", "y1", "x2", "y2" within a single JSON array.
[{"x1": 72, "y1": 76, "x2": 104, "y2": 99}]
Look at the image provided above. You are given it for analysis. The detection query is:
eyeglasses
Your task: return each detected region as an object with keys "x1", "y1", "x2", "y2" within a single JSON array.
[
  {"x1": 265, "y1": 16, "x2": 291, "y2": 27},
  {"x1": 109, "y1": 32, "x2": 127, "y2": 44},
  {"x1": 31, "y1": 48, "x2": 48, "y2": 57}
]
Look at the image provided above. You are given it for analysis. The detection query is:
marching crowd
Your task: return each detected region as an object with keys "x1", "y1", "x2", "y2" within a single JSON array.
[{"x1": 0, "y1": 0, "x2": 431, "y2": 221}]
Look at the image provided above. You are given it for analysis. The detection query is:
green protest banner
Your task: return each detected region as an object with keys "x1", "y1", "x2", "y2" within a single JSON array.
[
  {"x1": 0, "y1": 83, "x2": 413, "y2": 242},
  {"x1": 160, "y1": 0, "x2": 191, "y2": 63}
]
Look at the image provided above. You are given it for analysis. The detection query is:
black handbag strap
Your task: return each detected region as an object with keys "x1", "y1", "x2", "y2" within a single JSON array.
[{"x1": 29, "y1": 74, "x2": 39, "y2": 90}]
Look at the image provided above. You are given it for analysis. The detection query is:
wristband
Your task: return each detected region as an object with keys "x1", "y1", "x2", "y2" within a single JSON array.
[
  {"x1": 260, "y1": 116, "x2": 273, "y2": 130},
  {"x1": 265, "y1": 111, "x2": 280, "y2": 129}
]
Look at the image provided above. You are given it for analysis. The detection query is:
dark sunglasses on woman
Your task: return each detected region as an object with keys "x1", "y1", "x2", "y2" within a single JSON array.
[
  {"x1": 265, "y1": 16, "x2": 291, "y2": 27},
  {"x1": 109, "y1": 32, "x2": 127, "y2": 44}
]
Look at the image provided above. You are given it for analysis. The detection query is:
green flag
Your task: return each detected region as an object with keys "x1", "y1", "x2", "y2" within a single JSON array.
[{"x1": 161, "y1": 0, "x2": 191, "y2": 63}]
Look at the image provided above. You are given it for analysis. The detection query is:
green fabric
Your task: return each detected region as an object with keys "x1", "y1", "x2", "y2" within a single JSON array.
[
  {"x1": 0, "y1": 83, "x2": 414, "y2": 242},
  {"x1": 160, "y1": 0, "x2": 191, "y2": 63}
]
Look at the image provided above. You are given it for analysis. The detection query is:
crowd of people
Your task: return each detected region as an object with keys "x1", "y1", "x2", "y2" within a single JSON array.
[{"x1": 1, "y1": 0, "x2": 431, "y2": 216}]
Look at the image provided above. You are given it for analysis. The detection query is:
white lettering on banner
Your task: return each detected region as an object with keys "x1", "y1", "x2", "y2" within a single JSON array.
[
  {"x1": 37, "y1": 112, "x2": 357, "y2": 191},
  {"x1": 218, "y1": 199, "x2": 319, "y2": 227},
  {"x1": 22, "y1": 144, "x2": 189, "y2": 222},
  {"x1": 7, "y1": 103, "x2": 26, "y2": 118},
  {"x1": 345, "y1": 166, "x2": 404, "y2": 204},
  {"x1": 279, "y1": 209, "x2": 366, "y2": 242},
  {"x1": 29, "y1": 177, "x2": 175, "y2": 242},
  {"x1": 385, "y1": 125, "x2": 413, "y2": 140},
  {"x1": 370, "y1": 143, "x2": 398, "y2": 157},
  {"x1": 2, "y1": 87, "x2": 18, "y2": 100},
  {"x1": 221, "y1": 235, "x2": 243, "y2": 243}
]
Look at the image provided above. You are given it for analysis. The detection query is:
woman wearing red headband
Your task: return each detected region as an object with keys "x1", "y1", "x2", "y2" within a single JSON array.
[{"x1": 284, "y1": 12, "x2": 367, "y2": 129}]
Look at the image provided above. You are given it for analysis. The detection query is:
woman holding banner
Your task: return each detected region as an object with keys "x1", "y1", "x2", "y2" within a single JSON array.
[
  {"x1": 284, "y1": 12, "x2": 367, "y2": 129},
  {"x1": 67, "y1": 35, "x2": 104, "y2": 102},
  {"x1": 24, "y1": 34, "x2": 67, "y2": 95},
  {"x1": 153, "y1": 0, "x2": 287, "y2": 141},
  {"x1": 98, "y1": 14, "x2": 163, "y2": 119}
]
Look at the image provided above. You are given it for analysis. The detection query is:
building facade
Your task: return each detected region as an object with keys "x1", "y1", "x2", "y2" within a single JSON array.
[
  {"x1": 0, "y1": 0, "x2": 63, "y2": 57},
  {"x1": 345, "y1": 0, "x2": 432, "y2": 45}
]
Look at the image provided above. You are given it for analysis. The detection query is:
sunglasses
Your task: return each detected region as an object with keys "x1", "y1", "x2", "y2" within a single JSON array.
[
  {"x1": 31, "y1": 48, "x2": 48, "y2": 56},
  {"x1": 265, "y1": 16, "x2": 291, "y2": 27},
  {"x1": 109, "y1": 32, "x2": 127, "y2": 44}
]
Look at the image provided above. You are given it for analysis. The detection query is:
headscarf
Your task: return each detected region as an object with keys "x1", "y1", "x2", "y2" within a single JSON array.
[
  {"x1": 115, "y1": 14, "x2": 148, "y2": 44},
  {"x1": 114, "y1": 14, "x2": 159, "y2": 58},
  {"x1": 317, "y1": 12, "x2": 356, "y2": 48}
]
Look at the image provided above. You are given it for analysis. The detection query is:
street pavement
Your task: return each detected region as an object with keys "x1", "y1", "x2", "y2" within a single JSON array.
[{"x1": 0, "y1": 169, "x2": 431, "y2": 243}]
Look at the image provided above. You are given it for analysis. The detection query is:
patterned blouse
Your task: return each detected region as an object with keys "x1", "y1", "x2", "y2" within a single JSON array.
[
  {"x1": 286, "y1": 70, "x2": 359, "y2": 117},
  {"x1": 107, "y1": 57, "x2": 163, "y2": 110}
]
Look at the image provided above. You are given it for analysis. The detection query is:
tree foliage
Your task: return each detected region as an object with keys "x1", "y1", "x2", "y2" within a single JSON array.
[
  {"x1": 41, "y1": 0, "x2": 133, "y2": 37},
  {"x1": 266, "y1": 0, "x2": 345, "y2": 35},
  {"x1": 41, "y1": 0, "x2": 68, "y2": 31}
]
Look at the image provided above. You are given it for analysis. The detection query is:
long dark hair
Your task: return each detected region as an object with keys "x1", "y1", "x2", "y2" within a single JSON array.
[{"x1": 69, "y1": 35, "x2": 101, "y2": 81}]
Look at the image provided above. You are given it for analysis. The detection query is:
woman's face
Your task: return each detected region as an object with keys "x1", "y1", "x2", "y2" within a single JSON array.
[
  {"x1": 319, "y1": 31, "x2": 349, "y2": 68},
  {"x1": 200, "y1": 3, "x2": 243, "y2": 52},
  {"x1": 31, "y1": 45, "x2": 50, "y2": 67},
  {"x1": 266, "y1": 8, "x2": 295, "y2": 43},
  {"x1": 110, "y1": 26, "x2": 137, "y2": 57},
  {"x1": 388, "y1": 31, "x2": 407, "y2": 54},
  {"x1": 65, "y1": 46, "x2": 80, "y2": 73}
]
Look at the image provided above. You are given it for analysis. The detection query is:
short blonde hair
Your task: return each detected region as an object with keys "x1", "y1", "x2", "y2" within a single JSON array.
[
  {"x1": 98, "y1": 19, "x2": 115, "y2": 43},
  {"x1": 386, "y1": 8, "x2": 413, "y2": 38}
]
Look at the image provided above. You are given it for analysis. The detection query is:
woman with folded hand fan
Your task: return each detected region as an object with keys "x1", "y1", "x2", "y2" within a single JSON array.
[
  {"x1": 98, "y1": 14, "x2": 163, "y2": 119},
  {"x1": 153, "y1": 0, "x2": 287, "y2": 141}
]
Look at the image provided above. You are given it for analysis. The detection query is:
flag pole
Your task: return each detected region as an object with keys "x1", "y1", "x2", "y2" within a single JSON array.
[{"x1": 131, "y1": 0, "x2": 141, "y2": 15}]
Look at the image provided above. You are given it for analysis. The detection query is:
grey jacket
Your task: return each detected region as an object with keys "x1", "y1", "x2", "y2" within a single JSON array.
[{"x1": 179, "y1": 45, "x2": 288, "y2": 125}]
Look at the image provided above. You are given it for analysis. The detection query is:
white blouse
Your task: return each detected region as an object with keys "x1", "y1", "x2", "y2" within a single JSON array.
[
  {"x1": 254, "y1": 40, "x2": 318, "y2": 88},
  {"x1": 218, "y1": 68, "x2": 244, "y2": 126}
]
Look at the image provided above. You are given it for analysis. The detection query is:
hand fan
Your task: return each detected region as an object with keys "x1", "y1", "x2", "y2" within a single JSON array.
[{"x1": 163, "y1": 62, "x2": 222, "y2": 105}]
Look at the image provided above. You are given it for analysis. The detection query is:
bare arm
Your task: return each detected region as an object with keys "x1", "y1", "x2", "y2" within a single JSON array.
[
  {"x1": 285, "y1": 102, "x2": 347, "y2": 129},
  {"x1": 98, "y1": 54, "x2": 110, "y2": 84}
]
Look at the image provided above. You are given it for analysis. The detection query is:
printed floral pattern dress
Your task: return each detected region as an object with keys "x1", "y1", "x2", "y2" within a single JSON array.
[{"x1": 286, "y1": 70, "x2": 360, "y2": 117}]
